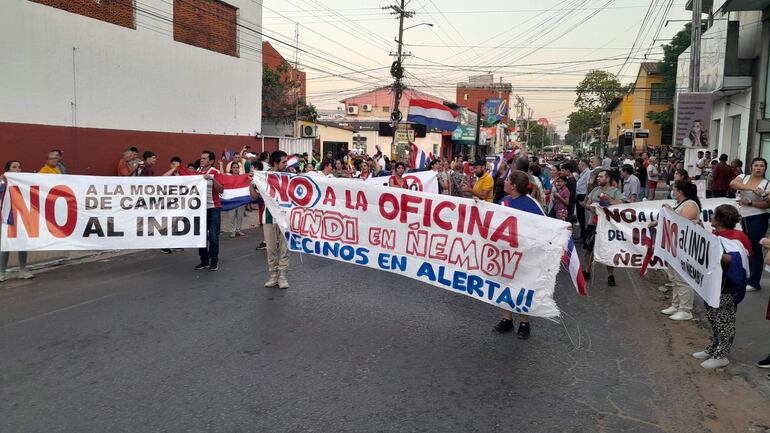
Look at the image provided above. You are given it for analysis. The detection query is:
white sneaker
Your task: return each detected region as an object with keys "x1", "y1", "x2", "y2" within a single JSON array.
[
  {"x1": 701, "y1": 357, "x2": 729, "y2": 369},
  {"x1": 17, "y1": 270, "x2": 34, "y2": 280},
  {"x1": 277, "y1": 275, "x2": 289, "y2": 289},
  {"x1": 264, "y1": 275, "x2": 278, "y2": 288},
  {"x1": 0, "y1": 273, "x2": 6, "y2": 283},
  {"x1": 692, "y1": 351, "x2": 711, "y2": 360},
  {"x1": 670, "y1": 311, "x2": 693, "y2": 321},
  {"x1": 658, "y1": 286, "x2": 670, "y2": 293},
  {"x1": 746, "y1": 285, "x2": 758, "y2": 292},
  {"x1": 664, "y1": 282, "x2": 675, "y2": 287},
  {"x1": 661, "y1": 306, "x2": 678, "y2": 315}
]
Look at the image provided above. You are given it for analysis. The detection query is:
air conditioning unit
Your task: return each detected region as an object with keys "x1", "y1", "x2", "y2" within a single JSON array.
[
  {"x1": 361, "y1": 104, "x2": 373, "y2": 112},
  {"x1": 301, "y1": 125, "x2": 315, "y2": 138},
  {"x1": 347, "y1": 105, "x2": 359, "y2": 115}
]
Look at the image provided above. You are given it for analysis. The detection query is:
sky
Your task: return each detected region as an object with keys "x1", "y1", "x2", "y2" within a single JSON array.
[{"x1": 261, "y1": 0, "x2": 692, "y2": 135}]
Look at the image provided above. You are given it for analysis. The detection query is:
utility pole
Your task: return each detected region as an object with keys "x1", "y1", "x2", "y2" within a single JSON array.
[
  {"x1": 294, "y1": 23, "x2": 300, "y2": 124},
  {"x1": 385, "y1": 1, "x2": 413, "y2": 159},
  {"x1": 685, "y1": 0, "x2": 702, "y2": 174},
  {"x1": 689, "y1": 0, "x2": 702, "y2": 92}
]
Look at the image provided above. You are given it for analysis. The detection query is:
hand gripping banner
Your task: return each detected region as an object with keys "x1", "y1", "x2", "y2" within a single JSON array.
[
  {"x1": 253, "y1": 172, "x2": 571, "y2": 318},
  {"x1": 1, "y1": 173, "x2": 207, "y2": 251}
]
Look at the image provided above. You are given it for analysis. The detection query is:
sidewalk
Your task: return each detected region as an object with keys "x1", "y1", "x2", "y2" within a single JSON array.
[{"x1": 639, "y1": 262, "x2": 770, "y2": 398}]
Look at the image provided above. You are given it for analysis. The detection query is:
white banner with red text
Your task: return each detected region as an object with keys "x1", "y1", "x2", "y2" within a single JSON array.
[
  {"x1": 653, "y1": 207, "x2": 723, "y2": 308},
  {"x1": 594, "y1": 198, "x2": 738, "y2": 269},
  {"x1": 253, "y1": 172, "x2": 571, "y2": 318},
  {"x1": 1, "y1": 173, "x2": 207, "y2": 251}
]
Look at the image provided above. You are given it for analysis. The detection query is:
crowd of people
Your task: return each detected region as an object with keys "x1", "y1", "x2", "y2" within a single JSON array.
[{"x1": 0, "y1": 145, "x2": 769, "y2": 374}]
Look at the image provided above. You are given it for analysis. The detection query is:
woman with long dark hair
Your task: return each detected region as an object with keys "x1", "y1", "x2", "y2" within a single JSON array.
[
  {"x1": 651, "y1": 179, "x2": 701, "y2": 321},
  {"x1": 0, "y1": 160, "x2": 34, "y2": 282},
  {"x1": 388, "y1": 162, "x2": 407, "y2": 189},
  {"x1": 683, "y1": 120, "x2": 708, "y2": 147},
  {"x1": 729, "y1": 157, "x2": 770, "y2": 291}
]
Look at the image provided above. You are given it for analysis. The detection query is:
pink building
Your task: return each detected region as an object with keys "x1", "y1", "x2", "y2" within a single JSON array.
[{"x1": 341, "y1": 86, "x2": 445, "y2": 120}]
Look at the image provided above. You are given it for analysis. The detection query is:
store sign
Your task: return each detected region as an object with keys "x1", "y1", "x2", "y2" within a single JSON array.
[
  {"x1": 451, "y1": 125, "x2": 476, "y2": 143},
  {"x1": 484, "y1": 98, "x2": 508, "y2": 124}
]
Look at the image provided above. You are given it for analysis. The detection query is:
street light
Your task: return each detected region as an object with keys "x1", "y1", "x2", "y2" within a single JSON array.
[{"x1": 403, "y1": 22, "x2": 433, "y2": 31}]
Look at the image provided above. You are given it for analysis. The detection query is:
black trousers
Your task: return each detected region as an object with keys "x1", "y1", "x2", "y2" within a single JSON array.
[{"x1": 575, "y1": 194, "x2": 586, "y2": 238}]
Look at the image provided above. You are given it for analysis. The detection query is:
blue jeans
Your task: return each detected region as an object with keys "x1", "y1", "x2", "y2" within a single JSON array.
[
  {"x1": 741, "y1": 213, "x2": 769, "y2": 288},
  {"x1": 199, "y1": 208, "x2": 221, "y2": 264}
]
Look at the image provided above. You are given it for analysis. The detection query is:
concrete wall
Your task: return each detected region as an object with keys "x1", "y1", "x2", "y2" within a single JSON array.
[{"x1": 0, "y1": 0, "x2": 262, "y2": 136}]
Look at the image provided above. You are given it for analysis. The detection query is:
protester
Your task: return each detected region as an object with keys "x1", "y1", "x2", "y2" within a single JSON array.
[
  {"x1": 463, "y1": 160, "x2": 493, "y2": 202},
  {"x1": 646, "y1": 156, "x2": 659, "y2": 200},
  {"x1": 582, "y1": 170, "x2": 624, "y2": 286},
  {"x1": 0, "y1": 160, "x2": 34, "y2": 282},
  {"x1": 729, "y1": 157, "x2": 770, "y2": 291},
  {"x1": 669, "y1": 169, "x2": 689, "y2": 198},
  {"x1": 354, "y1": 159, "x2": 372, "y2": 180},
  {"x1": 621, "y1": 164, "x2": 640, "y2": 203},
  {"x1": 226, "y1": 161, "x2": 246, "y2": 239},
  {"x1": 635, "y1": 158, "x2": 648, "y2": 200},
  {"x1": 117, "y1": 149, "x2": 140, "y2": 176},
  {"x1": 316, "y1": 159, "x2": 334, "y2": 178},
  {"x1": 432, "y1": 159, "x2": 449, "y2": 194},
  {"x1": 263, "y1": 151, "x2": 290, "y2": 289},
  {"x1": 53, "y1": 149, "x2": 67, "y2": 174},
  {"x1": 333, "y1": 159, "x2": 350, "y2": 178},
  {"x1": 527, "y1": 162, "x2": 546, "y2": 209},
  {"x1": 195, "y1": 151, "x2": 224, "y2": 271},
  {"x1": 138, "y1": 151, "x2": 157, "y2": 176},
  {"x1": 492, "y1": 161, "x2": 509, "y2": 203},
  {"x1": 711, "y1": 154, "x2": 732, "y2": 198},
  {"x1": 494, "y1": 169, "x2": 545, "y2": 339},
  {"x1": 560, "y1": 162, "x2": 577, "y2": 222},
  {"x1": 654, "y1": 180, "x2": 702, "y2": 320},
  {"x1": 691, "y1": 205, "x2": 751, "y2": 369},
  {"x1": 551, "y1": 176, "x2": 571, "y2": 221},
  {"x1": 448, "y1": 160, "x2": 468, "y2": 197},
  {"x1": 575, "y1": 159, "x2": 591, "y2": 239},
  {"x1": 38, "y1": 150, "x2": 62, "y2": 174},
  {"x1": 389, "y1": 162, "x2": 407, "y2": 188}
]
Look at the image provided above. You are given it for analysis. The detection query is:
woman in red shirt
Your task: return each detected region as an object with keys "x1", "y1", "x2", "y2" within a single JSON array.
[{"x1": 389, "y1": 162, "x2": 407, "y2": 189}]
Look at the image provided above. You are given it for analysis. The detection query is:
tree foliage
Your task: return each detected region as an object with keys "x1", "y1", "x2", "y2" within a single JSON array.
[
  {"x1": 567, "y1": 70, "x2": 626, "y2": 138},
  {"x1": 646, "y1": 24, "x2": 692, "y2": 129},
  {"x1": 574, "y1": 70, "x2": 626, "y2": 112},
  {"x1": 262, "y1": 62, "x2": 317, "y2": 122}
]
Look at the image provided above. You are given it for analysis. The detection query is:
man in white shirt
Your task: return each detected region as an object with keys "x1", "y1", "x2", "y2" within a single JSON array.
[
  {"x1": 575, "y1": 159, "x2": 591, "y2": 239},
  {"x1": 621, "y1": 164, "x2": 640, "y2": 202}
]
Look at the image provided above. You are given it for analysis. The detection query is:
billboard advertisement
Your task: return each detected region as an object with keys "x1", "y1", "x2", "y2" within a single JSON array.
[
  {"x1": 483, "y1": 98, "x2": 508, "y2": 124},
  {"x1": 674, "y1": 92, "x2": 713, "y2": 148}
]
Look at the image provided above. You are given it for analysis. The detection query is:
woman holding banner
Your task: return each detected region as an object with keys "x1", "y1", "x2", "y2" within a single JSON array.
[
  {"x1": 0, "y1": 160, "x2": 34, "y2": 282},
  {"x1": 693, "y1": 205, "x2": 751, "y2": 369},
  {"x1": 653, "y1": 180, "x2": 701, "y2": 321},
  {"x1": 730, "y1": 157, "x2": 770, "y2": 291},
  {"x1": 494, "y1": 170, "x2": 546, "y2": 340}
]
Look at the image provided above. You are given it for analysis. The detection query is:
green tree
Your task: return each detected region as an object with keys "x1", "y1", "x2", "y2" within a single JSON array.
[
  {"x1": 567, "y1": 70, "x2": 626, "y2": 139},
  {"x1": 574, "y1": 70, "x2": 626, "y2": 112},
  {"x1": 262, "y1": 62, "x2": 317, "y2": 121},
  {"x1": 646, "y1": 24, "x2": 692, "y2": 132},
  {"x1": 527, "y1": 123, "x2": 552, "y2": 149}
]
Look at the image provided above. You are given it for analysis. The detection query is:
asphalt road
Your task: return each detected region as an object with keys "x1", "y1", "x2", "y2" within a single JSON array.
[{"x1": 0, "y1": 231, "x2": 731, "y2": 433}]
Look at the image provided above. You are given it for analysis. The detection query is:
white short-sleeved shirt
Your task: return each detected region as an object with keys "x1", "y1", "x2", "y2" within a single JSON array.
[{"x1": 736, "y1": 175, "x2": 770, "y2": 217}]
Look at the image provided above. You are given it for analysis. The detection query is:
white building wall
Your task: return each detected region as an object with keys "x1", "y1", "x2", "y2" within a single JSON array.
[
  {"x1": 0, "y1": 0, "x2": 262, "y2": 135},
  {"x1": 711, "y1": 90, "x2": 752, "y2": 160}
]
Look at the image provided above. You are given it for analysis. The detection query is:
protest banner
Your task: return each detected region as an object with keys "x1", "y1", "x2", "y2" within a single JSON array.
[
  {"x1": 594, "y1": 198, "x2": 738, "y2": 269},
  {"x1": 653, "y1": 207, "x2": 722, "y2": 308},
  {"x1": 253, "y1": 172, "x2": 571, "y2": 318},
  {"x1": 362, "y1": 170, "x2": 438, "y2": 194},
  {"x1": 1, "y1": 173, "x2": 207, "y2": 251}
]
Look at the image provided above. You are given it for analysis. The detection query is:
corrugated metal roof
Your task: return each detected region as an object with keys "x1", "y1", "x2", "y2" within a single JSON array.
[{"x1": 641, "y1": 62, "x2": 661, "y2": 75}]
